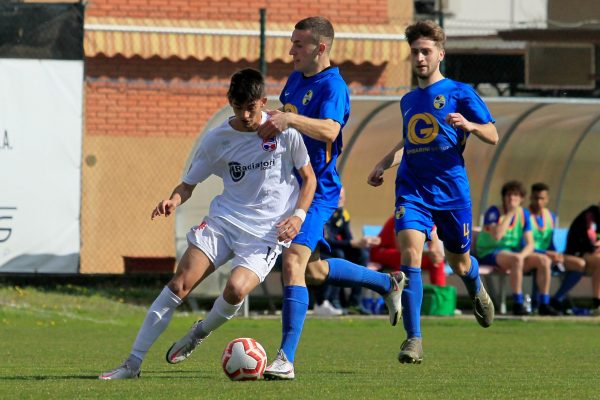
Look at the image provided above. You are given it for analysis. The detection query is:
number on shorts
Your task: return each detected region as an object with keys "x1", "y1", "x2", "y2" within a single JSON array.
[{"x1": 264, "y1": 246, "x2": 277, "y2": 268}]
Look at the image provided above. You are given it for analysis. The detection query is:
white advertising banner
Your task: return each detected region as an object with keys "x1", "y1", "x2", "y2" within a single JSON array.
[{"x1": 0, "y1": 59, "x2": 83, "y2": 273}]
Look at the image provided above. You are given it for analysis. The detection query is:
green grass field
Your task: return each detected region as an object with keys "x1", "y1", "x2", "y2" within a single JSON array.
[{"x1": 1, "y1": 286, "x2": 599, "y2": 399}]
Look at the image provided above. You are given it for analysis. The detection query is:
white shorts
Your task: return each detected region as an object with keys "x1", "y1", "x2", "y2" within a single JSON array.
[{"x1": 186, "y1": 216, "x2": 282, "y2": 282}]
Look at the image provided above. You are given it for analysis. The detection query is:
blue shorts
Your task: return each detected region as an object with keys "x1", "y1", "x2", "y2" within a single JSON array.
[
  {"x1": 394, "y1": 201, "x2": 472, "y2": 254},
  {"x1": 292, "y1": 202, "x2": 337, "y2": 252},
  {"x1": 478, "y1": 250, "x2": 504, "y2": 266}
]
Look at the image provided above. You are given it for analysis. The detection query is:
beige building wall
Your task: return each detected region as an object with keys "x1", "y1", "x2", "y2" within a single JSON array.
[{"x1": 80, "y1": 136, "x2": 194, "y2": 273}]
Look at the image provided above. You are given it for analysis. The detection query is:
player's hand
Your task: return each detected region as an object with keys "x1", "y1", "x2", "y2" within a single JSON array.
[
  {"x1": 547, "y1": 251, "x2": 563, "y2": 264},
  {"x1": 352, "y1": 236, "x2": 381, "y2": 248},
  {"x1": 445, "y1": 113, "x2": 473, "y2": 132},
  {"x1": 426, "y1": 248, "x2": 444, "y2": 264},
  {"x1": 367, "y1": 165, "x2": 385, "y2": 187},
  {"x1": 276, "y1": 216, "x2": 302, "y2": 242},
  {"x1": 151, "y1": 200, "x2": 177, "y2": 220},
  {"x1": 258, "y1": 110, "x2": 288, "y2": 139}
]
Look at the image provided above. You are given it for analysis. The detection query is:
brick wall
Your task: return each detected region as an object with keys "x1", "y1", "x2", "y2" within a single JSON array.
[
  {"x1": 85, "y1": 56, "x2": 390, "y2": 138},
  {"x1": 86, "y1": 0, "x2": 391, "y2": 24}
]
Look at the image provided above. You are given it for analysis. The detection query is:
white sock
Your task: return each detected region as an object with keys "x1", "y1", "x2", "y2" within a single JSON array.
[
  {"x1": 130, "y1": 286, "x2": 182, "y2": 362},
  {"x1": 193, "y1": 295, "x2": 243, "y2": 339}
]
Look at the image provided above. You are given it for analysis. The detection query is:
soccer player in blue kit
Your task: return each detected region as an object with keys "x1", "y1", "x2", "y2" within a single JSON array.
[
  {"x1": 258, "y1": 16, "x2": 406, "y2": 380},
  {"x1": 368, "y1": 20, "x2": 499, "y2": 364}
]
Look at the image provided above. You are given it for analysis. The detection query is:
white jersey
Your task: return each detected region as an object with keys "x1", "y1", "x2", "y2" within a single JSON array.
[{"x1": 183, "y1": 112, "x2": 310, "y2": 243}]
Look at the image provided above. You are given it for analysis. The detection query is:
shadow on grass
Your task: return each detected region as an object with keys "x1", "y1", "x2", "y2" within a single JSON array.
[
  {"x1": 0, "y1": 371, "x2": 213, "y2": 381},
  {"x1": 0, "y1": 375, "x2": 99, "y2": 380}
]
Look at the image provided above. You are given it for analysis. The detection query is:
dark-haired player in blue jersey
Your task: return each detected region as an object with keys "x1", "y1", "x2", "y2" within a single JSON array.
[
  {"x1": 368, "y1": 20, "x2": 498, "y2": 364},
  {"x1": 258, "y1": 16, "x2": 406, "y2": 380}
]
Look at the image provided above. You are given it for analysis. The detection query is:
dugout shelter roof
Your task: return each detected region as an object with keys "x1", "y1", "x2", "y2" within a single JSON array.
[{"x1": 84, "y1": 17, "x2": 409, "y2": 65}]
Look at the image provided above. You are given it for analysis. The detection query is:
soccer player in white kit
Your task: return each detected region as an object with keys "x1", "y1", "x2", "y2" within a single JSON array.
[{"x1": 99, "y1": 68, "x2": 316, "y2": 380}]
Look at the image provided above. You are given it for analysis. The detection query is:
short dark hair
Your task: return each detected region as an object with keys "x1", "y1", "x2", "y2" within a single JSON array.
[
  {"x1": 227, "y1": 68, "x2": 265, "y2": 105},
  {"x1": 295, "y1": 16, "x2": 335, "y2": 50},
  {"x1": 531, "y1": 182, "x2": 549, "y2": 193},
  {"x1": 501, "y1": 180, "x2": 526, "y2": 198},
  {"x1": 405, "y1": 19, "x2": 446, "y2": 48}
]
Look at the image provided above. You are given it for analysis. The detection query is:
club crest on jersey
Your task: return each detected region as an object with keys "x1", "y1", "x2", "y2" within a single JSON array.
[
  {"x1": 395, "y1": 206, "x2": 405, "y2": 219},
  {"x1": 433, "y1": 95, "x2": 446, "y2": 109},
  {"x1": 284, "y1": 103, "x2": 298, "y2": 114},
  {"x1": 302, "y1": 90, "x2": 313, "y2": 105},
  {"x1": 193, "y1": 221, "x2": 207, "y2": 231},
  {"x1": 262, "y1": 137, "x2": 277, "y2": 152}
]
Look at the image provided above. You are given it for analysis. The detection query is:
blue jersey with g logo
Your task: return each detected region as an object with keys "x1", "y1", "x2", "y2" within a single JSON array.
[{"x1": 395, "y1": 78, "x2": 494, "y2": 210}]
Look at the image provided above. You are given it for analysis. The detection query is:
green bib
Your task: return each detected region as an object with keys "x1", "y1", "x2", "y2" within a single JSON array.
[
  {"x1": 476, "y1": 207, "x2": 525, "y2": 258},
  {"x1": 530, "y1": 208, "x2": 554, "y2": 251}
]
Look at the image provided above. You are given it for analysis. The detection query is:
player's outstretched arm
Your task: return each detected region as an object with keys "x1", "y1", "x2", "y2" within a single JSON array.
[
  {"x1": 367, "y1": 138, "x2": 405, "y2": 187},
  {"x1": 258, "y1": 110, "x2": 340, "y2": 143},
  {"x1": 284, "y1": 113, "x2": 340, "y2": 143},
  {"x1": 151, "y1": 182, "x2": 196, "y2": 220},
  {"x1": 276, "y1": 163, "x2": 316, "y2": 242},
  {"x1": 445, "y1": 113, "x2": 498, "y2": 145}
]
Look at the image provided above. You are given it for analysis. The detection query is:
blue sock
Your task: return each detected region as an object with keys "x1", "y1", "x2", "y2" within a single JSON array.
[
  {"x1": 513, "y1": 293, "x2": 524, "y2": 304},
  {"x1": 538, "y1": 293, "x2": 550, "y2": 305},
  {"x1": 460, "y1": 256, "x2": 482, "y2": 298},
  {"x1": 553, "y1": 271, "x2": 584, "y2": 302},
  {"x1": 401, "y1": 266, "x2": 422, "y2": 338},
  {"x1": 326, "y1": 258, "x2": 391, "y2": 295},
  {"x1": 280, "y1": 285, "x2": 308, "y2": 363}
]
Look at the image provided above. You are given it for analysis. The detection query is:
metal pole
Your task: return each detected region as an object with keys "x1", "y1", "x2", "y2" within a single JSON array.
[
  {"x1": 259, "y1": 8, "x2": 267, "y2": 77},
  {"x1": 438, "y1": 0, "x2": 445, "y2": 75}
]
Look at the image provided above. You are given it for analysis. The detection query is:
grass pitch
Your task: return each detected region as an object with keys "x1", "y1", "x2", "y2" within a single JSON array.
[{"x1": 1, "y1": 286, "x2": 599, "y2": 399}]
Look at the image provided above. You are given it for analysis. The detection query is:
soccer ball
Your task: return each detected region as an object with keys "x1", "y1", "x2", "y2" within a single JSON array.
[{"x1": 221, "y1": 337, "x2": 267, "y2": 381}]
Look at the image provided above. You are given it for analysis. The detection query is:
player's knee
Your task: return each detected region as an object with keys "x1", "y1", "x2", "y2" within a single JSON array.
[
  {"x1": 574, "y1": 258, "x2": 586, "y2": 270},
  {"x1": 543, "y1": 257, "x2": 552, "y2": 270},
  {"x1": 167, "y1": 279, "x2": 190, "y2": 299},
  {"x1": 450, "y1": 260, "x2": 470, "y2": 276},
  {"x1": 223, "y1": 282, "x2": 246, "y2": 304},
  {"x1": 508, "y1": 254, "x2": 524, "y2": 267},
  {"x1": 505, "y1": 256, "x2": 523, "y2": 272},
  {"x1": 305, "y1": 270, "x2": 326, "y2": 285},
  {"x1": 305, "y1": 261, "x2": 328, "y2": 284}
]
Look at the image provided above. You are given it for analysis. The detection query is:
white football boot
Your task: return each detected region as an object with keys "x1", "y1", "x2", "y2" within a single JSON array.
[
  {"x1": 99, "y1": 362, "x2": 141, "y2": 380},
  {"x1": 166, "y1": 320, "x2": 210, "y2": 364},
  {"x1": 263, "y1": 349, "x2": 295, "y2": 380},
  {"x1": 382, "y1": 271, "x2": 407, "y2": 326}
]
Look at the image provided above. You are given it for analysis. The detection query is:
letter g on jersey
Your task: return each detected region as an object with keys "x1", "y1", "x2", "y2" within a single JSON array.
[
  {"x1": 407, "y1": 113, "x2": 439, "y2": 145},
  {"x1": 228, "y1": 162, "x2": 245, "y2": 182}
]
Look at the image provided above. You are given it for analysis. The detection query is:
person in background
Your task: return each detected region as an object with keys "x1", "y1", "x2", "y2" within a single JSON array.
[
  {"x1": 476, "y1": 180, "x2": 559, "y2": 316},
  {"x1": 370, "y1": 216, "x2": 446, "y2": 286},
  {"x1": 562, "y1": 202, "x2": 600, "y2": 315},
  {"x1": 527, "y1": 182, "x2": 585, "y2": 314},
  {"x1": 316, "y1": 187, "x2": 381, "y2": 316}
]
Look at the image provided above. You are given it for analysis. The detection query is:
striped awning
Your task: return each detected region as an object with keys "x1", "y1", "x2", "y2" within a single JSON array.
[{"x1": 84, "y1": 17, "x2": 408, "y2": 65}]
